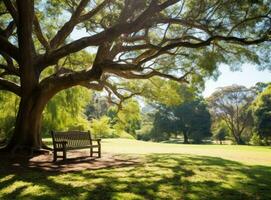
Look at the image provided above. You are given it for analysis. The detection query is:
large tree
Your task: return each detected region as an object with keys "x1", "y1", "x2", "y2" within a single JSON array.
[
  {"x1": 0, "y1": 0, "x2": 270, "y2": 152},
  {"x1": 207, "y1": 85, "x2": 255, "y2": 144}
]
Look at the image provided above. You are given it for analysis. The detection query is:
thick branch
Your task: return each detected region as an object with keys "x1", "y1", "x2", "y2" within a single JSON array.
[
  {"x1": 139, "y1": 35, "x2": 270, "y2": 64},
  {"x1": 33, "y1": 16, "x2": 50, "y2": 51},
  {"x1": 0, "y1": 78, "x2": 21, "y2": 96},
  {"x1": 37, "y1": 0, "x2": 179, "y2": 71},
  {"x1": 0, "y1": 36, "x2": 19, "y2": 61},
  {"x1": 3, "y1": 0, "x2": 18, "y2": 24},
  {"x1": 107, "y1": 69, "x2": 190, "y2": 84},
  {"x1": 17, "y1": 0, "x2": 37, "y2": 92},
  {"x1": 79, "y1": 0, "x2": 110, "y2": 22},
  {"x1": 0, "y1": 21, "x2": 16, "y2": 37},
  {"x1": 50, "y1": 0, "x2": 90, "y2": 49}
]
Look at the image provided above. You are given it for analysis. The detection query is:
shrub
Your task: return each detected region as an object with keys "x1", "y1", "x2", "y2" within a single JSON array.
[{"x1": 250, "y1": 133, "x2": 264, "y2": 146}]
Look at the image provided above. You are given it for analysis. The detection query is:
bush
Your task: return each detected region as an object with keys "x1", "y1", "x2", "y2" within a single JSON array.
[
  {"x1": 112, "y1": 129, "x2": 135, "y2": 139},
  {"x1": 136, "y1": 124, "x2": 153, "y2": 141},
  {"x1": 250, "y1": 133, "x2": 264, "y2": 146},
  {"x1": 90, "y1": 116, "x2": 113, "y2": 138}
]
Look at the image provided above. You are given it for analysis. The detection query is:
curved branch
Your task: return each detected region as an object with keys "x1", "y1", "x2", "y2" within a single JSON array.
[
  {"x1": 139, "y1": 35, "x2": 271, "y2": 65},
  {"x1": 107, "y1": 69, "x2": 190, "y2": 84},
  {"x1": 0, "y1": 36, "x2": 19, "y2": 61},
  {"x1": 0, "y1": 21, "x2": 16, "y2": 38},
  {"x1": 3, "y1": 0, "x2": 18, "y2": 24},
  {"x1": 50, "y1": 0, "x2": 90, "y2": 49},
  {"x1": 104, "y1": 81, "x2": 142, "y2": 111},
  {"x1": 33, "y1": 15, "x2": 50, "y2": 51},
  {"x1": 0, "y1": 78, "x2": 21, "y2": 96}
]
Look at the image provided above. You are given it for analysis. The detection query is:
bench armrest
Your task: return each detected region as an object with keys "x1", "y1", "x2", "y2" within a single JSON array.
[
  {"x1": 91, "y1": 138, "x2": 101, "y2": 145},
  {"x1": 92, "y1": 138, "x2": 101, "y2": 142}
]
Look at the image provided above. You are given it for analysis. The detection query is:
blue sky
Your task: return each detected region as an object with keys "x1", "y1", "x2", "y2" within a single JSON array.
[{"x1": 203, "y1": 64, "x2": 271, "y2": 97}]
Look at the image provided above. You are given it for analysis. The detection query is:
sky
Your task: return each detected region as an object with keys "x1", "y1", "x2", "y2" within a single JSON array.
[{"x1": 203, "y1": 64, "x2": 271, "y2": 97}]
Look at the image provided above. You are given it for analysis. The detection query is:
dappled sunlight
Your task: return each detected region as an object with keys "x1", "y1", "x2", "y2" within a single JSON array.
[{"x1": 1, "y1": 154, "x2": 271, "y2": 200}]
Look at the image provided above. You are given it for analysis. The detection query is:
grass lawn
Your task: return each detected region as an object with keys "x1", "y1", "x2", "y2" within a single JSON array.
[{"x1": 1, "y1": 139, "x2": 271, "y2": 200}]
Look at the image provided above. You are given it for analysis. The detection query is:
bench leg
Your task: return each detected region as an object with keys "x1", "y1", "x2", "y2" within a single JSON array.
[
  {"x1": 90, "y1": 148, "x2": 93, "y2": 157},
  {"x1": 63, "y1": 149, "x2": 67, "y2": 161},
  {"x1": 98, "y1": 146, "x2": 101, "y2": 158},
  {"x1": 53, "y1": 150, "x2": 57, "y2": 162}
]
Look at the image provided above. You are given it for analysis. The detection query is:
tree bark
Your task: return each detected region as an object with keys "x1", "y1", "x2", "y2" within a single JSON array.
[
  {"x1": 183, "y1": 131, "x2": 189, "y2": 144},
  {"x1": 4, "y1": 92, "x2": 49, "y2": 153},
  {"x1": 235, "y1": 136, "x2": 245, "y2": 145},
  {"x1": 231, "y1": 130, "x2": 245, "y2": 145}
]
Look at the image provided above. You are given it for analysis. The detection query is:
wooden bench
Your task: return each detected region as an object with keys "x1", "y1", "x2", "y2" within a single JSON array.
[{"x1": 51, "y1": 130, "x2": 101, "y2": 162}]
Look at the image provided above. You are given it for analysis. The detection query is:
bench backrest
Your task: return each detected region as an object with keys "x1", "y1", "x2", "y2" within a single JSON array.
[{"x1": 51, "y1": 130, "x2": 92, "y2": 148}]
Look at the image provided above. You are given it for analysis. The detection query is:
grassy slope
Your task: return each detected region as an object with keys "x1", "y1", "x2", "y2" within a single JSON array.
[{"x1": 1, "y1": 139, "x2": 271, "y2": 200}]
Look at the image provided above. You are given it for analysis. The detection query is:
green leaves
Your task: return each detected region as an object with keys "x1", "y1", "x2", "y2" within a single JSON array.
[
  {"x1": 42, "y1": 86, "x2": 92, "y2": 133},
  {"x1": 252, "y1": 84, "x2": 271, "y2": 141}
]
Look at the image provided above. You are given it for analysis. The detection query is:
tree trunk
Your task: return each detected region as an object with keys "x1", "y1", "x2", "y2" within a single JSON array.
[
  {"x1": 183, "y1": 131, "x2": 189, "y2": 144},
  {"x1": 4, "y1": 92, "x2": 49, "y2": 153},
  {"x1": 236, "y1": 136, "x2": 245, "y2": 145},
  {"x1": 233, "y1": 133, "x2": 245, "y2": 145}
]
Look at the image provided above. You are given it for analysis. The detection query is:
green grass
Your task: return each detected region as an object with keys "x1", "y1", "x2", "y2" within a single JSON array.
[
  {"x1": 1, "y1": 139, "x2": 271, "y2": 200},
  {"x1": 102, "y1": 139, "x2": 271, "y2": 166}
]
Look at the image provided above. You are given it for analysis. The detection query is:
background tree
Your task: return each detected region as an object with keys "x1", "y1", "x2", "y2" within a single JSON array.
[
  {"x1": 150, "y1": 105, "x2": 176, "y2": 141},
  {"x1": 149, "y1": 96, "x2": 211, "y2": 143},
  {"x1": 208, "y1": 85, "x2": 255, "y2": 144},
  {"x1": 172, "y1": 98, "x2": 211, "y2": 144},
  {"x1": 0, "y1": 0, "x2": 270, "y2": 152},
  {"x1": 252, "y1": 82, "x2": 270, "y2": 94},
  {"x1": 252, "y1": 85, "x2": 271, "y2": 145}
]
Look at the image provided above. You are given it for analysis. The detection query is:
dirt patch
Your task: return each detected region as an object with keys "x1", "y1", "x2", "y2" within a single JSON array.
[{"x1": 0, "y1": 150, "x2": 142, "y2": 173}]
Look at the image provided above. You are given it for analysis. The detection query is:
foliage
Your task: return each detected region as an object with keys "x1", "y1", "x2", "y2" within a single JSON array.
[
  {"x1": 172, "y1": 98, "x2": 212, "y2": 143},
  {"x1": 208, "y1": 85, "x2": 255, "y2": 144},
  {"x1": 90, "y1": 116, "x2": 113, "y2": 138},
  {"x1": 0, "y1": 92, "x2": 19, "y2": 139},
  {"x1": 150, "y1": 106, "x2": 174, "y2": 141},
  {"x1": 250, "y1": 132, "x2": 264, "y2": 146},
  {"x1": 42, "y1": 87, "x2": 92, "y2": 135},
  {"x1": 213, "y1": 125, "x2": 228, "y2": 144},
  {"x1": 85, "y1": 94, "x2": 110, "y2": 120},
  {"x1": 107, "y1": 100, "x2": 141, "y2": 137},
  {"x1": 149, "y1": 97, "x2": 211, "y2": 143},
  {"x1": 136, "y1": 124, "x2": 153, "y2": 141},
  {"x1": 252, "y1": 85, "x2": 271, "y2": 144}
]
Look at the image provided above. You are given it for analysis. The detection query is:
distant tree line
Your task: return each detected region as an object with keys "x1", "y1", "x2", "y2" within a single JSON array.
[
  {"x1": 1, "y1": 82, "x2": 270, "y2": 146},
  {"x1": 137, "y1": 82, "x2": 271, "y2": 145}
]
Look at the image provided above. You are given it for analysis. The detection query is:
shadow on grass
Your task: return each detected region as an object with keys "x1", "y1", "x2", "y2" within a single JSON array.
[{"x1": 0, "y1": 153, "x2": 271, "y2": 200}]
